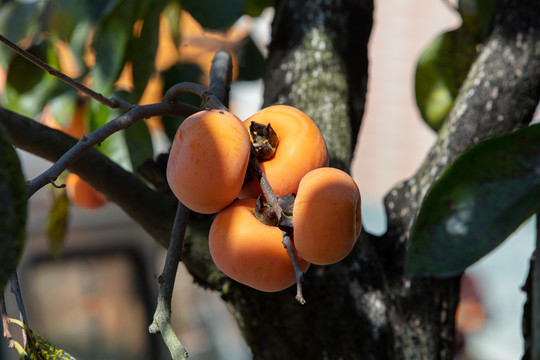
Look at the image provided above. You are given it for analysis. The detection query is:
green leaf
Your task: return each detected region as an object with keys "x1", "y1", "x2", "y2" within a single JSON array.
[
  {"x1": 46, "y1": 0, "x2": 91, "y2": 39},
  {"x1": 458, "y1": 0, "x2": 497, "y2": 37},
  {"x1": 0, "y1": 123, "x2": 27, "y2": 289},
  {"x1": 6, "y1": 40, "x2": 49, "y2": 94},
  {"x1": 87, "y1": 103, "x2": 132, "y2": 171},
  {"x1": 128, "y1": 1, "x2": 165, "y2": 94},
  {"x1": 163, "y1": 1, "x2": 182, "y2": 45},
  {"x1": 406, "y1": 124, "x2": 540, "y2": 278},
  {"x1": 88, "y1": 0, "x2": 123, "y2": 23},
  {"x1": 243, "y1": 0, "x2": 274, "y2": 17},
  {"x1": 0, "y1": 1, "x2": 45, "y2": 67},
  {"x1": 9, "y1": 318, "x2": 77, "y2": 360},
  {"x1": 124, "y1": 119, "x2": 154, "y2": 170},
  {"x1": 181, "y1": 0, "x2": 244, "y2": 30},
  {"x1": 160, "y1": 63, "x2": 203, "y2": 140},
  {"x1": 414, "y1": 25, "x2": 478, "y2": 131},
  {"x1": 89, "y1": 1, "x2": 135, "y2": 93},
  {"x1": 45, "y1": 187, "x2": 70, "y2": 259},
  {"x1": 237, "y1": 36, "x2": 266, "y2": 81}
]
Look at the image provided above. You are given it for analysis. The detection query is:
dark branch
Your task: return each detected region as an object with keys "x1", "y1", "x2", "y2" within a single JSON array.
[{"x1": 0, "y1": 107, "x2": 177, "y2": 246}]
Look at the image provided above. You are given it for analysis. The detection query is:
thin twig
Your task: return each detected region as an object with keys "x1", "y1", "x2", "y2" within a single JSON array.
[
  {"x1": 1, "y1": 297, "x2": 14, "y2": 348},
  {"x1": 27, "y1": 100, "x2": 199, "y2": 197},
  {"x1": 282, "y1": 232, "x2": 306, "y2": 305},
  {"x1": 10, "y1": 273, "x2": 28, "y2": 347},
  {"x1": 0, "y1": 34, "x2": 131, "y2": 111},
  {"x1": 149, "y1": 202, "x2": 190, "y2": 360}
]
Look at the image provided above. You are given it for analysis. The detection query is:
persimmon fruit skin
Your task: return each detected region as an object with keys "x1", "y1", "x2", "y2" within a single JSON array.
[
  {"x1": 240, "y1": 105, "x2": 329, "y2": 198},
  {"x1": 66, "y1": 173, "x2": 108, "y2": 210},
  {"x1": 209, "y1": 199, "x2": 310, "y2": 292},
  {"x1": 166, "y1": 109, "x2": 251, "y2": 214},
  {"x1": 293, "y1": 167, "x2": 362, "y2": 265}
]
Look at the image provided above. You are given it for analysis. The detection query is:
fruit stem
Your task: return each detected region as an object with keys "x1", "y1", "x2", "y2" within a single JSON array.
[
  {"x1": 248, "y1": 145, "x2": 283, "y2": 222},
  {"x1": 282, "y1": 232, "x2": 306, "y2": 305}
]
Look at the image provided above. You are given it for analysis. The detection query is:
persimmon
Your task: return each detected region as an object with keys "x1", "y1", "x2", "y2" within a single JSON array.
[
  {"x1": 166, "y1": 109, "x2": 251, "y2": 214},
  {"x1": 293, "y1": 167, "x2": 362, "y2": 265},
  {"x1": 209, "y1": 198, "x2": 310, "y2": 292},
  {"x1": 240, "y1": 105, "x2": 329, "y2": 199},
  {"x1": 66, "y1": 173, "x2": 108, "y2": 210}
]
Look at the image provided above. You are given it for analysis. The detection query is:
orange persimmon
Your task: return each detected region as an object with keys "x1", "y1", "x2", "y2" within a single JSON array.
[
  {"x1": 293, "y1": 167, "x2": 362, "y2": 265},
  {"x1": 209, "y1": 198, "x2": 310, "y2": 292},
  {"x1": 166, "y1": 109, "x2": 251, "y2": 214},
  {"x1": 66, "y1": 173, "x2": 108, "y2": 210},
  {"x1": 240, "y1": 105, "x2": 329, "y2": 198}
]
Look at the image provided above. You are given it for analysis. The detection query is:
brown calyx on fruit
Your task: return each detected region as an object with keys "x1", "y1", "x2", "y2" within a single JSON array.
[
  {"x1": 249, "y1": 121, "x2": 279, "y2": 161},
  {"x1": 252, "y1": 194, "x2": 296, "y2": 233},
  {"x1": 253, "y1": 195, "x2": 278, "y2": 226}
]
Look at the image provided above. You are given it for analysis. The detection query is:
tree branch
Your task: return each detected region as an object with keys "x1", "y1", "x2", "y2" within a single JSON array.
[
  {"x1": 27, "y1": 99, "x2": 199, "y2": 197},
  {"x1": 378, "y1": 2, "x2": 540, "y2": 358},
  {"x1": 0, "y1": 107, "x2": 178, "y2": 246},
  {"x1": 383, "y1": 0, "x2": 540, "y2": 261}
]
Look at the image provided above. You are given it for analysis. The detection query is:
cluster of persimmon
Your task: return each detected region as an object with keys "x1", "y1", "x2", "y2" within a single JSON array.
[{"x1": 166, "y1": 105, "x2": 362, "y2": 293}]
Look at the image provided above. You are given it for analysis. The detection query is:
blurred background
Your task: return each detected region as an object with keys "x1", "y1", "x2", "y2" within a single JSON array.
[{"x1": 1, "y1": 1, "x2": 535, "y2": 359}]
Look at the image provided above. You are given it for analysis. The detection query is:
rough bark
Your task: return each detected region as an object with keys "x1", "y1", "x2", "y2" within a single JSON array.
[{"x1": 220, "y1": 0, "x2": 540, "y2": 359}]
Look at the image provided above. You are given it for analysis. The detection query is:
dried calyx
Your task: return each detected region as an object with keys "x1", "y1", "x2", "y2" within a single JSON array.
[
  {"x1": 252, "y1": 194, "x2": 295, "y2": 233},
  {"x1": 249, "y1": 121, "x2": 279, "y2": 161}
]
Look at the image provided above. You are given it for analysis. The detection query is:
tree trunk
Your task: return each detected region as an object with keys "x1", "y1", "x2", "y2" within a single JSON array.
[{"x1": 217, "y1": 0, "x2": 540, "y2": 359}]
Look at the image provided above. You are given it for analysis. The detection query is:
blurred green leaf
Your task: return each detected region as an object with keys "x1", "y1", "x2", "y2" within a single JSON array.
[
  {"x1": 181, "y1": 0, "x2": 244, "y2": 30},
  {"x1": 46, "y1": 0, "x2": 91, "y2": 39},
  {"x1": 415, "y1": 0, "x2": 496, "y2": 132},
  {"x1": 129, "y1": 1, "x2": 166, "y2": 94},
  {"x1": 89, "y1": 1, "x2": 136, "y2": 93},
  {"x1": 0, "y1": 1, "x2": 45, "y2": 67},
  {"x1": 45, "y1": 187, "x2": 70, "y2": 259},
  {"x1": 414, "y1": 25, "x2": 478, "y2": 131},
  {"x1": 243, "y1": 0, "x2": 273, "y2": 17},
  {"x1": 163, "y1": 1, "x2": 182, "y2": 45},
  {"x1": 124, "y1": 119, "x2": 154, "y2": 170},
  {"x1": 87, "y1": 102, "x2": 132, "y2": 170},
  {"x1": 458, "y1": 0, "x2": 496, "y2": 37},
  {"x1": 88, "y1": 0, "x2": 123, "y2": 23},
  {"x1": 237, "y1": 36, "x2": 266, "y2": 81},
  {"x1": 6, "y1": 40, "x2": 49, "y2": 94},
  {"x1": 161, "y1": 63, "x2": 203, "y2": 140},
  {"x1": 0, "y1": 123, "x2": 27, "y2": 289},
  {"x1": 406, "y1": 124, "x2": 540, "y2": 278}
]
